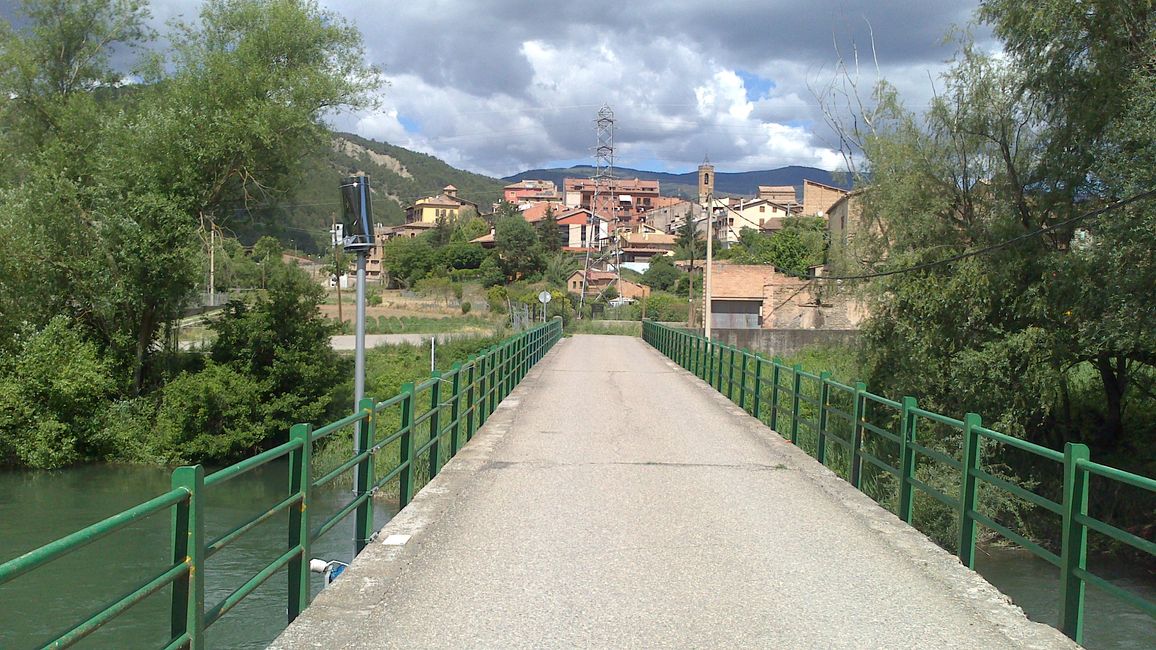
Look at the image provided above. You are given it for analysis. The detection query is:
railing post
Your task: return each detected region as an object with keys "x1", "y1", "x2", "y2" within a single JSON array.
[
  {"x1": 287, "y1": 423, "x2": 313, "y2": 620},
  {"x1": 790, "y1": 364, "x2": 802, "y2": 444},
  {"x1": 957, "y1": 412, "x2": 982, "y2": 568},
  {"x1": 482, "y1": 347, "x2": 493, "y2": 422},
  {"x1": 850, "y1": 382, "x2": 866, "y2": 489},
  {"x1": 898, "y1": 396, "x2": 918, "y2": 523},
  {"x1": 500, "y1": 344, "x2": 509, "y2": 400},
  {"x1": 399, "y1": 382, "x2": 416, "y2": 508},
  {"x1": 726, "y1": 347, "x2": 736, "y2": 401},
  {"x1": 1060, "y1": 442, "x2": 1091, "y2": 643},
  {"x1": 355, "y1": 399, "x2": 375, "y2": 554},
  {"x1": 465, "y1": 356, "x2": 477, "y2": 441},
  {"x1": 170, "y1": 465, "x2": 205, "y2": 650},
  {"x1": 753, "y1": 356, "x2": 764, "y2": 420},
  {"x1": 488, "y1": 347, "x2": 497, "y2": 419},
  {"x1": 738, "y1": 352, "x2": 749, "y2": 410},
  {"x1": 450, "y1": 362, "x2": 463, "y2": 456},
  {"x1": 714, "y1": 343, "x2": 724, "y2": 390},
  {"x1": 428, "y1": 371, "x2": 443, "y2": 479},
  {"x1": 770, "y1": 358, "x2": 782, "y2": 432},
  {"x1": 817, "y1": 371, "x2": 831, "y2": 465}
]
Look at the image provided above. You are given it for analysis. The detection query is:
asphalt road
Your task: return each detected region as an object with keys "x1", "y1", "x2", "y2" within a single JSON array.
[{"x1": 273, "y1": 335, "x2": 1075, "y2": 649}]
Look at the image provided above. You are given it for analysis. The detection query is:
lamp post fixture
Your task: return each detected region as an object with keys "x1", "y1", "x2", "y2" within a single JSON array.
[{"x1": 339, "y1": 174, "x2": 375, "y2": 556}]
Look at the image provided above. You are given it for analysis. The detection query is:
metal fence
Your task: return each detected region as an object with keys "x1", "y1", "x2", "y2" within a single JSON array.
[
  {"x1": 642, "y1": 320, "x2": 1155, "y2": 645},
  {"x1": 0, "y1": 319, "x2": 563, "y2": 649}
]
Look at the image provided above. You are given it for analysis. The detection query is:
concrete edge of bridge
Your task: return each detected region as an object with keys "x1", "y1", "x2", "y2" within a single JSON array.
[
  {"x1": 270, "y1": 337, "x2": 570, "y2": 649},
  {"x1": 637, "y1": 343, "x2": 1079, "y2": 650}
]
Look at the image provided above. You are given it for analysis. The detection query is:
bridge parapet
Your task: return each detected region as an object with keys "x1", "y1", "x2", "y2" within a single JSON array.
[
  {"x1": 0, "y1": 319, "x2": 563, "y2": 650},
  {"x1": 643, "y1": 320, "x2": 1156, "y2": 645}
]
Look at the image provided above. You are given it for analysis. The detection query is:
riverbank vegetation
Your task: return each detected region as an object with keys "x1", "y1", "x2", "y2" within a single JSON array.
[
  {"x1": 0, "y1": 0, "x2": 380, "y2": 468},
  {"x1": 813, "y1": 0, "x2": 1156, "y2": 556}
]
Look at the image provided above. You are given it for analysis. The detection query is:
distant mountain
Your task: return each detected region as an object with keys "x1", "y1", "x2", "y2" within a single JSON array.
[
  {"x1": 503, "y1": 165, "x2": 849, "y2": 199},
  {"x1": 229, "y1": 133, "x2": 505, "y2": 254}
]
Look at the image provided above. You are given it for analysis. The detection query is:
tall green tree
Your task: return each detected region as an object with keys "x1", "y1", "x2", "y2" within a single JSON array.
[
  {"x1": 537, "y1": 206, "x2": 562, "y2": 252},
  {"x1": 0, "y1": 0, "x2": 380, "y2": 394},
  {"x1": 840, "y1": 1, "x2": 1156, "y2": 452},
  {"x1": 494, "y1": 214, "x2": 544, "y2": 281}
]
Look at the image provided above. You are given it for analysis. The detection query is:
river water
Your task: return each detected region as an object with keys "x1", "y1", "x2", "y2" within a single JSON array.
[
  {"x1": 1, "y1": 465, "x2": 1152, "y2": 649},
  {"x1": 0, "y1": 463, "x2": 395, "y2": 649}
]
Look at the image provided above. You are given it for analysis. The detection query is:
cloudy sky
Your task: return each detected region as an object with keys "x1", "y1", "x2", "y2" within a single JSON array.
[{"x1": 105, "y1": 1, "x2": 994, "y2": 177}]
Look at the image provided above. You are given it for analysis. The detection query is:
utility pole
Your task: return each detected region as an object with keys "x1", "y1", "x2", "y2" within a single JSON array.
[
  {"x1": 332, "y1": 214, "x2": 344, "y2": 326},
  {"x1": 579, "y1": 105, "x2": 614, "y2": 318},
  {"x1": 705, "y1": 195, "x2": 714, "y2": 340},
  {"x1": 208, "y1": 226, "x2": 216, "y2": 306}
]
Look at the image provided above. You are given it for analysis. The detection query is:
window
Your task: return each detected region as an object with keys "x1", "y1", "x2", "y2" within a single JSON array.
[
  {"x1": 703, "y1": 172, "x2": 710, "y2": 185},
  {"x1": 759, "y1": 205, "x2": 766, "y2": 213}
]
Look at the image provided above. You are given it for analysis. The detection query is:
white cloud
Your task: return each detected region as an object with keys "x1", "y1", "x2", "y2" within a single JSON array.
[{"x1": 146, "y1": 0, "x2": 992, "y2": 178}]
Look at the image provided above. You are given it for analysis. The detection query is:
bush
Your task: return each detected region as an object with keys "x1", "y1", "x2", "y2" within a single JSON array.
[
  {"x1": 486, "y1": 285, "x2": 508, "y2": 313},
  {"x1": 0, "y1": 317, "x2": 116, "y2": 468},
  {"x1": 461, "y1": 300, "x2": 472, "y2": 314},
  {"x1": 154, "y1": 363, "x2": 264, "y2": 463}
]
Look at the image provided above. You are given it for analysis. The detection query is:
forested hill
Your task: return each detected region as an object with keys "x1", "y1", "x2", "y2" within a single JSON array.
[
  {"x1": 504, "y1": 165, "x2": 849, "y2": 198},
  {"x1": 241, "y1": 133, "x2": 506, "y2": 253},
  {"x1": 259, "y1": 138, "x2": 848, "y2": 253}
]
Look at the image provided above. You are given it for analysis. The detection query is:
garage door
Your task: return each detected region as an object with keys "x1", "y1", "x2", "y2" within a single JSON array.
[{"x1": 712, "y1": 299, "x2": 761, "y2": 329}]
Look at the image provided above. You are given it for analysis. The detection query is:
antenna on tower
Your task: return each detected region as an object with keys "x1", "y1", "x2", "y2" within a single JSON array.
[{"x1": 578, "y1": 105, "x2": 616, "y2": 317}]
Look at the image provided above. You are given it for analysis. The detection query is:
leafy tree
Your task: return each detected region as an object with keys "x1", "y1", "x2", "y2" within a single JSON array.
[
  {"x1": 383, "y1": 236, "x2": 435, "y2": 286},
  {"x1": 0, "y1": 317, "x2": 117, "y2": 468},
  {"x1": 642, "y1": 255, "x2": 681, "y2": 291},
  {"x1": 0, "y1": 0, "x2": 381, "y2": 397},
  {"x1": 543, "y1": 252, "x2": 580, "y2": 288},
  {"x1": 479, "y1": 254, "x2": 505, "y2": 288},
  {"x1": 454, "y1": 215, "x2": 490, "y2": 242},
  {"x1": 494, "y1": 214, "x2": 544, "y2": 281},
  {"x1": 431, "y1": 211, "x2": 454, "y2": 247},
  {"x1": 838, "y1": 2, "x2": 1156, "y2": 455},
  {"x1": 537, "y1": 206, "x2": 562, "y2": 252},
  {"x1": 434, "y1": 241, "x2": 486, "y2": 270},
  {"x1": 205, "y1": 260, "x2": 347, "y2": 455},
  {"x1": 673, "y1": 212, "x2": 704, "y2": 263}
]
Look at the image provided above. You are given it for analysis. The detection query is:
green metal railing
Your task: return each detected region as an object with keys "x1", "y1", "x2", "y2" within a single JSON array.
[
  {"x1": 643, "y1": 320, "x2": 1155, "y2": 645},
  {"x1": 0, "y1": 318, "x2": 562, "y2": 650}
]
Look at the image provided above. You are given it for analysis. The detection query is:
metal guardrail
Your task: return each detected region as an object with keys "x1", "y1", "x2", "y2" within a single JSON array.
[
  {"x1": 643, "y1": 320, "x2": 1155, "y2": 645},
  {"x1": 0, "y1": 318, "x2": 563, "y2": 650}
]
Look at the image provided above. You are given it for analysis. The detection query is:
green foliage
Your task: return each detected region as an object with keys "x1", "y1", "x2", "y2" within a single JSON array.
[
  {"x1": 154, "y1": 363, "x2": 264, "y2": 463},
  {"x1": 454, "y1": 216, "x2": 491, "y2": 243},
  {"x1": 414, "y1": 276, "x2": 454, "y2": 304},
  {"x1": 494, "y1": 214, "x2": 545, "y2": 280},
  {"x1": 542, "y1": 252, "x2": 580, "y2": 288},
  {"x1": 0, "y1": 0, "x2": 380, "y2": 400},
  {"x1": 461, "y1": 300, "x2": 472, "y2": 315},
  {"x1": 643, "y1": 292, "x2": 690, "y2": 322},
  {"x1": 673, "y1": 213, "x2": 704, "y2": 262},
  {"x1": 537, "y1": 206, "x2": 562, "y2": 252},
  {"x1": 0, "y1": 317, "x2": 117, "y2": 468},
  {"x1": 729, "y1": 219, "x2": 826, "y2": 275},
  {"x1": 182, "y1": 261, "x2": 348, "y2": 462},
  {"x1": 478, "y1": 255, "x2": 505, "y2": 288},
  {"x1": 382, "y1": 236, "x2": 435, "y2": 286},
  {"x1": 434, "y1": 241, "x2": 486, "y2": 271},
  {"x1": 486, "y1": 285, "x2": 508, "y2": 313},
  {"x1": 641, "y1": 255, "x2": 681, "y2": 291}
]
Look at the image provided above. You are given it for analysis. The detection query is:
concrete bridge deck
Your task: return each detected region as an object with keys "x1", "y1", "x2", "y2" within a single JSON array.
[{"x1": 273, "y1": 335, "x2": 1075, "y2": 649}]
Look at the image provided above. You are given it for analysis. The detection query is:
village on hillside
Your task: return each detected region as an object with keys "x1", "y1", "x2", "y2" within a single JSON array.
[{"x1": 345, "y1": 162, "x2": 867, "y2": 332}]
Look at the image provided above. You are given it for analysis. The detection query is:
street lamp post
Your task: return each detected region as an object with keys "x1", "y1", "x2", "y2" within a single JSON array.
[{"x1": 340, "y1": 174, "x2": 375, "y2": 556}]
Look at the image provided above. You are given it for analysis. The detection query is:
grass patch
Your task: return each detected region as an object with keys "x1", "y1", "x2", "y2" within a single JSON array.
[{"x1": 565, "y1": 320, "x2": 642, "y2": 337}]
